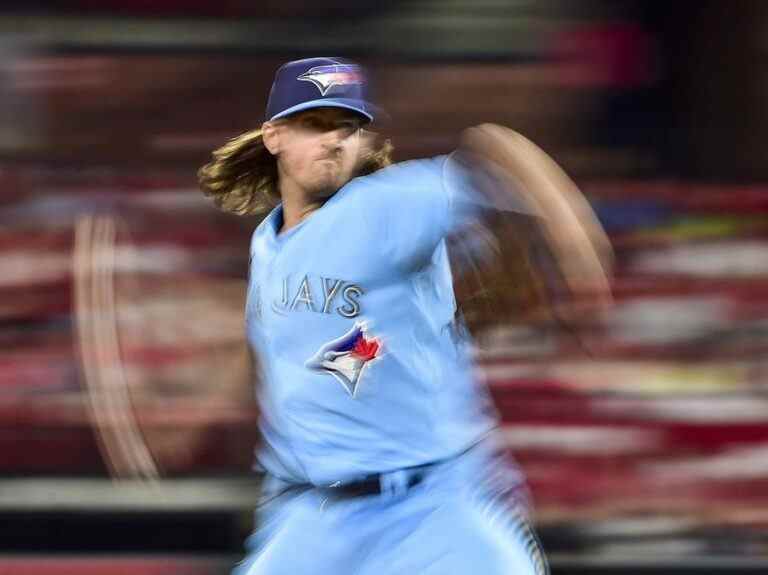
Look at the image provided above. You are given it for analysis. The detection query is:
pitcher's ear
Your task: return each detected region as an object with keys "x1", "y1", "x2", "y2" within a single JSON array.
[{"x1": 262, "y1": 122, "x2": 280, "y2": 155}]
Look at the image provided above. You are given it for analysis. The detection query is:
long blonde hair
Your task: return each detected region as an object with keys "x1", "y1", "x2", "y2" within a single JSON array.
[{"x1": 198, "y1": 127, "x2": 394, "y2": 217}]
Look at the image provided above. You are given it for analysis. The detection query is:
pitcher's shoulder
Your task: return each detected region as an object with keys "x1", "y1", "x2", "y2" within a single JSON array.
[{"x1": 348, "y1": 156, "x2": 450, "y2": 192}]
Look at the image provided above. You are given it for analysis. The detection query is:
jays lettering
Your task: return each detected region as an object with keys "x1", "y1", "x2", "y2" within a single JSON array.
[{"x1": 270, "y1": 274, "x2": 364, "y2": 318}]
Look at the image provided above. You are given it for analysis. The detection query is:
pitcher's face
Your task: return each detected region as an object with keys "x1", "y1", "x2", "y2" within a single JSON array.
[{"x1": 267, "y1": 108, "x2": 365, "y2": 199}]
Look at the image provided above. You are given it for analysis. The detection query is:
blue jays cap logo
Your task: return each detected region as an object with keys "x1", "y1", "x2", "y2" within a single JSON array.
[
  {"x1": 266, "y1": 57, "x2": 375, "y2": 122},
  {"x1": 305, "y1": 323, "x2": 381, "y2": 397},
  {"x1": 297, "y1": 64, "x2": 364, "y2": 96}
]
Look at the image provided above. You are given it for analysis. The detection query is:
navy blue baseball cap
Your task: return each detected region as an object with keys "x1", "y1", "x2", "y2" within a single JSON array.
[{"x1": 265, "y1": 57, "x2": 376, "y2": 123}]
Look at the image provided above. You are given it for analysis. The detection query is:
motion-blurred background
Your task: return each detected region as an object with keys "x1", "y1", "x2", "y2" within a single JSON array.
[{"x1": 2, "y1": 1, "x2": 768, "y2": 574}]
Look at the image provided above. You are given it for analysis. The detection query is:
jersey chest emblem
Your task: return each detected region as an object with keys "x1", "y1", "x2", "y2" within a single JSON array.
[{"x1": 305, "y1": 323, "x2": 381, "y2": 397}]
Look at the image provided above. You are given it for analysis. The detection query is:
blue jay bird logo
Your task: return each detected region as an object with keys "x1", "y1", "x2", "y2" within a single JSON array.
[
  {"x1": 305, "y1": 323, "x2": 381, "y2": 397},
  {"x1": 297, "y1": 64, "x2": 364, "y2": 96}
]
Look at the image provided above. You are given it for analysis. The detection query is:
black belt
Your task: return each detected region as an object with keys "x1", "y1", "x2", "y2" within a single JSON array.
[
  {"x1": 273, "y1": 441, "x2": 492, "y2": 503},
  {"x1": 318, "y1": 468, "x2": 429, "y2": 500},
  {"x1": 259, "y1": 466, "x2": 430, "y2": 508}
]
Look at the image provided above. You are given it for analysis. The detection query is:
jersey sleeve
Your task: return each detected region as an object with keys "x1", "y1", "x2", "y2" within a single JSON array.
[{"x1": 360, "y1": 153, "x2": 528, "y2": 271}]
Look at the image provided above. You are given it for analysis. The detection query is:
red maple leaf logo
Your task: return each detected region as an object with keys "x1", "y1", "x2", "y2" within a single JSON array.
[{"x1": 352, "y1": 336, "x2": 380, "y2": 361}]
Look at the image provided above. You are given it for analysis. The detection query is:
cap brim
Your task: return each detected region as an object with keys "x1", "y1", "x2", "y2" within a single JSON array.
[{"x1": 268, "y1": 98, "x2": 385, "y2": 124}]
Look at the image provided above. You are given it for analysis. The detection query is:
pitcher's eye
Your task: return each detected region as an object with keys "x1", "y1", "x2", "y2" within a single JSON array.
[
  {"x1": 301, "y1": 116, "x2": 324, "y2": 130},
  {"x1": 337, "y1": 120, "x2": 361, "y2": 135}
]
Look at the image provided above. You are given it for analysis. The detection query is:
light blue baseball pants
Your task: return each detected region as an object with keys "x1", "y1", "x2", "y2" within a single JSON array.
[{"x1": 234, "y1": 440, "x2": 548, "y2": 575}]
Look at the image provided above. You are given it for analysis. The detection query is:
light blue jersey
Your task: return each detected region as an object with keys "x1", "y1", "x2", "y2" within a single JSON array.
[{"x1": 245, "y1": 154, "x2": 497, "y2": 486}]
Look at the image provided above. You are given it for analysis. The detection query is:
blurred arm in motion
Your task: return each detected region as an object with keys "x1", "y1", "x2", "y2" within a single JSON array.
[{"x1": 453, "y1": 124, "x2": 613, "y2": 333}]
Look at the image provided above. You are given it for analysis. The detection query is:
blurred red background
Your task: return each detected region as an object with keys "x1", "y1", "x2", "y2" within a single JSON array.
[{"x1": 2, "y1": 1, "x2": 768, "y2": 573}]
